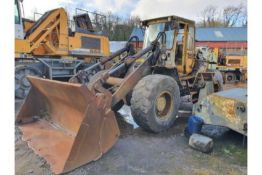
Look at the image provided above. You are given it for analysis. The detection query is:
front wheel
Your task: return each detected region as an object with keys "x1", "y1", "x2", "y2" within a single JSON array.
[{"x1": 131, "y1": 74, "x2": 181, "y2": 133}]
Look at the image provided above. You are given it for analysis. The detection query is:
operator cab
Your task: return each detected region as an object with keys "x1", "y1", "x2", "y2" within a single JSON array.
[
  {"x1": 15, "y1": 0, "x2": 24, "y2": 39},
  {"x1": 141, "y1": 16, "x2": 195, "y2": 74},
  {"x1": 72, "y1": 8, "x2": 106, "y2": 35}
]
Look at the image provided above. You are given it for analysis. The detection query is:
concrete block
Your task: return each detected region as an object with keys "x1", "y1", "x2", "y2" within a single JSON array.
[{"x1": 189, "y1": 133, "x2": 213, "y2": 153}]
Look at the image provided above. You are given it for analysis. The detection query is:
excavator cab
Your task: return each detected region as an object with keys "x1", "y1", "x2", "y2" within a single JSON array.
[
  {"x1": 73, "y1": 8, "x2": 106, "y2": 34},
  {"x1": 74, "y1": 13, "x2": 94, "y2": 32}
]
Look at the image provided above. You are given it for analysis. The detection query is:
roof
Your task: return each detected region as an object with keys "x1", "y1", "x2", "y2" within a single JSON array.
[
  {"x1": 130, "y1": 27, "x2": 247, "y2": 42},
  {"x1": 195, "y1": 27, "x2": 247, "y2": 42},
  {"x1": 141, "y1": 15, "x2": 195, "y2": 26}
]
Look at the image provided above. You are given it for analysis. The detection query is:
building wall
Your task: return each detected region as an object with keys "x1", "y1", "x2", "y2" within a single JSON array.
[
  {"x1": 196, "y1": 41, "x2": 247, "y2": 56},
  {"x1": 195, "y1": 41, "x2": 247, "y2": 49}
]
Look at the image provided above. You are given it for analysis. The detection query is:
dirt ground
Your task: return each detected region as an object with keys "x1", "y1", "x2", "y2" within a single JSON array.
[{"x1": 15, "y1": 84, "x2": 247, "y2": 175}]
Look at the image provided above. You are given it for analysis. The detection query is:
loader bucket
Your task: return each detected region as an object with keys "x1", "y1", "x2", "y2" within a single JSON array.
[{"x1": 16, "y1": 76, "x2": 120, "y2": 174}]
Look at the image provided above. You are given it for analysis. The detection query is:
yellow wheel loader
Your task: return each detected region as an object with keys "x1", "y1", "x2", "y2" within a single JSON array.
[
  {"x1": 15, "y1": 0, "x2": 110, "y2": 99},
  {"x1": 16, "y1": 16, "x2": 222, "y2": 174}
]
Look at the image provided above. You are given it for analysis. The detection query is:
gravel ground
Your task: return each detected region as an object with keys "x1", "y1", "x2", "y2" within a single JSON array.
[{"x1": 15, "y1": 99, "x2": 247, "y2": 175}]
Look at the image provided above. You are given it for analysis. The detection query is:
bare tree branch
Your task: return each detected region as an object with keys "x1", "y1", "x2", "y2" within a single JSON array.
[
  {"x1": 197, "y1": 3, "x2": 247, "y2": 27},
  {"x1": 223, "y1": 4, "x2": 243, "y2": 27}
]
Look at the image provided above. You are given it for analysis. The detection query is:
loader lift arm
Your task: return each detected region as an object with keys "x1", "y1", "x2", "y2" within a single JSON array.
[
  {"x1": 91, "y1": 32, "x2": 165, "y2": 107},
  {"x1": 69, "y1": 36, "x2": 139, "y2": 84}
]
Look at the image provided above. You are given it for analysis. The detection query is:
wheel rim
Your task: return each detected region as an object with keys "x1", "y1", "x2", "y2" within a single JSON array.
[
  {"x1": 155, "y1": 91, "x2": 174, "y2": 119},
  {"x1": 227, "y1": 75, "x2": 233, "y2": 81}
]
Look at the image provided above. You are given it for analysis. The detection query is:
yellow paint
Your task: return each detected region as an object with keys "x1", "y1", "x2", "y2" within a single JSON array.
[
  {"x1": 15, "y1": 39, "x2": 30, "y2": 53},
  {"x1": 209, "y1": 95, "x2": 238, "y2": 124},
  {"x1": 69, "y1": 33, "x2": 109, "y2": 57},
  {"x1": 135, "y1": 58, "x2": 145, "y2": 63},
  {"x1": 213, "y1": 48, "x2": 219, "y2": 59},
  {"x1": 225, "y1": 55, "x2": 247, "y2": 68},
  {"x1": 15, "y1": 8, "x2": 110, "y2": 59}
]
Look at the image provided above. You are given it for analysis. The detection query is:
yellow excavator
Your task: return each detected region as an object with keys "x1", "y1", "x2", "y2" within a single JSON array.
[
  {"x1": 16, "y1": 15, "x2": 223, "y2": 174},
  {"x1": 15, "y1": 0, "x2": 110, "y2": 98}
]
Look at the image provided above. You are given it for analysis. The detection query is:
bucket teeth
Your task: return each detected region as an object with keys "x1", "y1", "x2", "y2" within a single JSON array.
[{"x1": 16, "y1": 76, "x2": 120, "y2": 174}]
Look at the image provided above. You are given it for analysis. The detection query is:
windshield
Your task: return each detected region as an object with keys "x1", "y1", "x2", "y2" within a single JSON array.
[{"x1": 143, "y1": 22, "x2": 175, "y2": 49}]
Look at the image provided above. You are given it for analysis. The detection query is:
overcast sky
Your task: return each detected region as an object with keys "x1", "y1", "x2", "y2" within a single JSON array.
[{"x1": 22, "y1": 0, "x2": 247, "y2": 21}]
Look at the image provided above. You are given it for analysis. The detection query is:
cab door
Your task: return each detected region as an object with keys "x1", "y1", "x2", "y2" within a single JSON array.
[
  {"x1": 175, "y1": 23, "x2": 195, "y2": 74},
  {"x1": 185, "y1": 25, "x2": 195, "y2": 74}
]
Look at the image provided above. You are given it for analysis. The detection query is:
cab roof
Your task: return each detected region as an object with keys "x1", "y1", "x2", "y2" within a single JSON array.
[{"x1": 141, "y1": 15, "x2": 195, "y2": 26}]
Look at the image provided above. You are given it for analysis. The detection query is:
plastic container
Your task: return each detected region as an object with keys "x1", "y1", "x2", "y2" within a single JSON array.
[{"x1": 186, "y1": 116, "x2": 204, "y2": 136}]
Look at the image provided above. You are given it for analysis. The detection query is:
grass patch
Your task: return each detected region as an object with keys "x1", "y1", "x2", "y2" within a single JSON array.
[{"x1": 218, "y1": 143, "x2": 247, "y2": 166}]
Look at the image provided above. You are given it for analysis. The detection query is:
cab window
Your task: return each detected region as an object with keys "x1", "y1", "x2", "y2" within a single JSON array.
[
  {"x1": 187, "y1": 27, "x2": 194, "y2": 50},
  {"x1": 15, "y1": 1, "x2": 21, "y2": 24},
  {"x1": 143, "y1": 23, "x2": 175, "y2": 50}
]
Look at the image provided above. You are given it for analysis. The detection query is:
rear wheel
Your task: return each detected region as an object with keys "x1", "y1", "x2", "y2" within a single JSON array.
[
  {"x1": 15, "y1": 65, "x2": 42, "y2": 99},
  {"x1": 225, "y1": 72, "x2": 236, "y2": 83},
  {"x1": 131, "y1": 74, "x2": 180, "y2": 133}
]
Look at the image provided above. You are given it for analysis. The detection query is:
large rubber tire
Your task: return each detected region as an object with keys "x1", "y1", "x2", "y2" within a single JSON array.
[
  {"x1": 87, "y1": 70, "x2": 124, "y2": 111},
  {"x1": 15, "y1": 65, "x2": 42, "y2": 99},
  {"x1": 131, "y1": 74, "x2": 181, "y2": 133}
]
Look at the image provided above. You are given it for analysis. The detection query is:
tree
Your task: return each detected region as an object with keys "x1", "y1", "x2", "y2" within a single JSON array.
[
  {"x1": 197, "y1": 3, "x2": 247, "y2": 27},
  {"x1": 100, "y1": 12, "x2": 141, "y2": 41},
  {"x1": 200, "y1": 6, "x2": 220, "y2": 27},
  {"x1": 223, "y1": 4, "x2": 244, "y2": 27},
  {"x1": 240, "y1": 7, "x2": 247, "y2": 27}
]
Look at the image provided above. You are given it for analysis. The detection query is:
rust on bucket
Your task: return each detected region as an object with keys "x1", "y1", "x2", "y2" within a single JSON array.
[{"x1": 16, "y1": 76, "x2": 120, "y2": 174}]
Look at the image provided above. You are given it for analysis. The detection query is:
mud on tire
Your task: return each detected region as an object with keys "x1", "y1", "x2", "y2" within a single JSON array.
[{"x1": 131, "y1": 74, "x2": 181, "y2": 133}]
